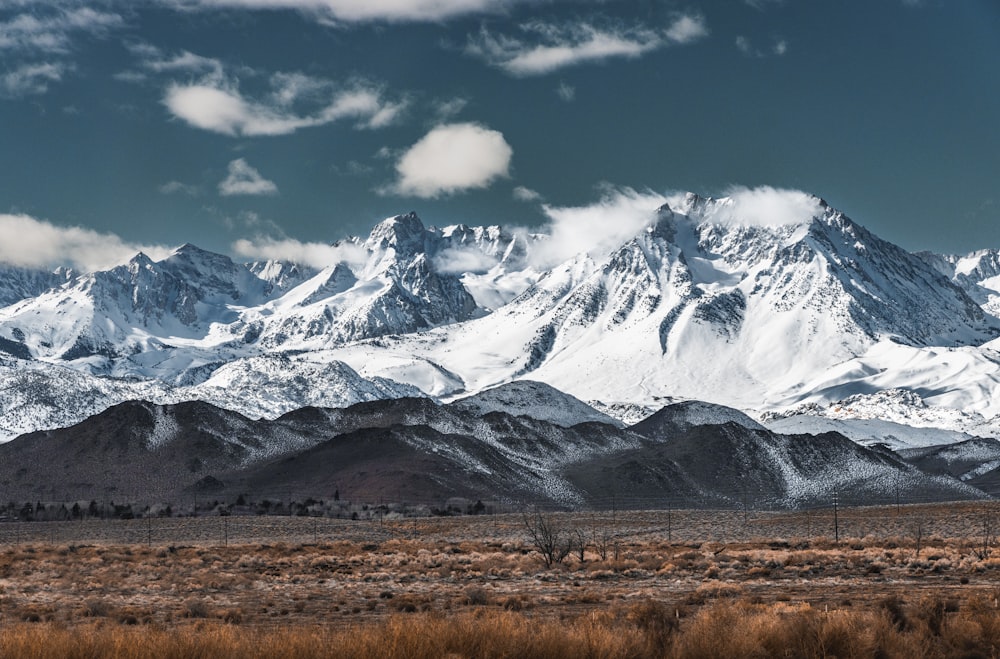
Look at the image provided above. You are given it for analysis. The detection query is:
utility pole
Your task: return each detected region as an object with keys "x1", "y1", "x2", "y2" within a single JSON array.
[
  {"x1": 667, "y1": 503, "x2": 672, "y2": 543},
  {"x1": 833, "y1": 490, "x2": 840, "y2": 543}
]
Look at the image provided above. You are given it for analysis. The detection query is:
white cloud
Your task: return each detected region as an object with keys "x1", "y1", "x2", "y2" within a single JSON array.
[
  {"x1": 232, "y1": 236, "x2": 369, "y2": 269},
  {"x1": 159, "y1": 180, "x2": 201, "y2": 196},
  {"x1": 145, "y1": 49, "x2": 224, "y2": 76},
  {"x1": 513, "y1": 186, "x2": 542, "y2": 202},
  {"x1": 0, "y1": 8, "x2": 124, "y2": 54},
  {"x1": 219, "y1": 158, "x2": 279, "y2": 196},
  {"x1": 434, "y1": 96, "x2": 468, "y2": 120},
  {"x1": 113, "y1": 70, "x2": 148, "y2": 84},
  {"x1": 116, "y1": 44, "x2": 223, "y2": 85},
  {"x1": 744, "y1": 0, "x2": 785, "y2": 9},
  {"x1": 719, "y1": 186, "x2": 822, "y2": 226},
  {"x1": 432, "y1": 246, "x2": 499, "y2": 275},
  {"x1": 466, "y1": 15, "x2": 707, "y2": 76},
  {"x1": 664, "y1": 15, "x2": 709, "y2": 44},
  {"x1": 389, "y1": 122, "x2": 513, "y2": 198},
  {"x1": 736, "y1": 35, "x2": 788, "y2": 58},
  {"x1": 666, "y1": 186, "x2": 822, "y2": 227},
  {"x1": 529, "y1": 188, "x2": 667, "y2": 269},
  {"x1": 0, "y1": 61, "x2": 65, "y2": 97},
  {"x1": 555, "y1": 81, "x2": 575, "y2": 101},
  {"x1": 0, "y1": 214, "x2": 172, "y2": 271},
  {"x1": 157, "y1": 0, "x2": 517, "y2": 23},
  {"x1": 164, "y1": 80, "x2": 406, "y2": 136},
  {"x1": 0, "y1": 8, "x2": 124, "y2": 97}
]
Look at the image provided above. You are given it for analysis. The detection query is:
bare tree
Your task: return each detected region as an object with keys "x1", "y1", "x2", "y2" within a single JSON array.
[
  {"x1": 572, "y1": 528, "x2": 587, "y2": 563},
  {"x1": 912, "y1": 521, "x2": 924, "y2": 558},
  {"x1": 591, "y1": 523, "x2": 614, "y2": 562},
  {"x1": 973, "y1": 512, "x2": 995, "y2": 561},
  {"x1": 522, "y1": 511, "x2": 572, "y2": 568}
]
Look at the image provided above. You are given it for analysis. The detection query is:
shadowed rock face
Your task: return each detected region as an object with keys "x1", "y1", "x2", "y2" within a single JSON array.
[
  {"x1": 898, "y1": 438, "x2": 1000, "y2": 497},
  {"x1": 0, "y1": 396, "x2": 984, "y2": 509}
]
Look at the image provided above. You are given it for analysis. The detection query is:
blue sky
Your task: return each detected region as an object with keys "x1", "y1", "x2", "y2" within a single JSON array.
[{"x1": 0, "y1": 0, "x2": 997, "y2": 270}]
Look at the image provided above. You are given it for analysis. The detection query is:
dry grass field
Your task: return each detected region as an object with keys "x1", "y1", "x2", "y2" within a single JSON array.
[{"x1": 3, "y1": 503, "x2": 1000, "y2": 657}]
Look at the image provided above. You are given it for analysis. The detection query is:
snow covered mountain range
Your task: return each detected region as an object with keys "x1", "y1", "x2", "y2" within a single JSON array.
[{"x1": 4, "y1": 190, "x2": 1000, "y2": 448}]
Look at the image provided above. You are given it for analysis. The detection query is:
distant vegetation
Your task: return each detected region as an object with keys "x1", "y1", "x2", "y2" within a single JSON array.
[
  {"x1": 2, "y1": 506, "x2": 1000, "y2": 657},
  {"x1": 1, "y1": 494, "x2": 492, "y2": 523}
]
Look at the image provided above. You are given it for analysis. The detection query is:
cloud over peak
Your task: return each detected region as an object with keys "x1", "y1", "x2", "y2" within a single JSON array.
[
  {"x1": 232, "y1": 236, "x2": 368, "y2": 269},
  {"x1": 530, "y1": 187, "x2": 667, "y2": 269},
  {"x1": 389, "y1": 122, "x2": 513, "y2": 198},
  {"x1": 466, "y1": 15, "x2": 708, "y2": 76},
  {"x1": 719, "y1": 186, "x2": 822, "y2": 226},
  {"x1": 0, "y1": 214, "x2": 171, "y2": 272},
  {"x1": 667, "y1": 185, "x2": 823, "y2": 227}
]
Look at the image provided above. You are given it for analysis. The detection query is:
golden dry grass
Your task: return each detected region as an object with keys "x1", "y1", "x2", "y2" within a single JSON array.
[
  {"x1": 3, "y1": 600, "x2": 1000, "y2": 658},
  {"x1": 3, "y1": 504, "x2": 1000, "y2": 657}
]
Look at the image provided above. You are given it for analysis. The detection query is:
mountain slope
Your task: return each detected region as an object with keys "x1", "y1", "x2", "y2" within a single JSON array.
[
  {"x1": 2, "y1": 194, "x2": 1000, "y2": 440},
  {"x1": 334, "y1": 195, "x2": 999, "y2": 416},
  {"x1": 0, "y1": 395, "x2": 981, "y2": 509},
  {"x1": 449, "y1": 380, "x2": 622, "y2": 428},
  {"x1": 0, "y1": 264, "x2": 75, "y2": 309},
  {"x1": 0, "y1": 400, "x2": 295, "y2": 501}
]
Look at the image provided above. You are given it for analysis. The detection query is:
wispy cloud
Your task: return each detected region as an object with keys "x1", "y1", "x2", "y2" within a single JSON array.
[
  {"x1": 0, "y1": 214, "x2": 172, "y2": 271},
  {"x1": 0, "y1": 7, "x2": 124, "y2": 54},
  {"x1": 0, "y1": 61, "x2": 65, "y2": 97},
  {"x1": 466, "y1": 15, "x2": 707, "y2": 76},
  {"x1": 164, "y1": 78, "x2": 407, "y2": 136},
  {"x1": 232, "y1": 236, "x2": 368, "y2": 269},
  {"x1": 666, "y1": 185, "x2": 823, "y2": 227},
  {"x1": 0, "y1": 7, "x2": 123, "y2": 97},
  {"x1": 513, "y1": 186, "x2": 543, "y2": 202},
  {"x1": 744, "y1": 0, "x2": 785, "y2": 10},
  {"x1": 736, "y1": 35, "x2": 788, "y2": 57},
  {"x1": 555, "y1": 81, "x2": 575, "y2": 101},
  {"x1": 433, "y1": 96, "x2": 468, "y2": 120},
  {"x1": 159, "y1": 180, "x2": 201, "y2": 196},
  {"x1": 530, "y1": 187, "x2": 667, "y2": 269},
  {"x1": 717, "y1": 185, "x2": 822, "y2": 226},
  {"x1": 664, "y1": 15, "x2": 709, "y2": 44},
  {"x1": 386, "y1": 122, "x2": 513, "y2": 198},
  {"x1": 144, "y1": 48, "x2": 224, "y2": 76},
  {"x1": 157, "y1": 0, "x2": 519, "y2": 24},
  {"x1": 219, "y1": 158, "x2": 279, "y2": 196},
  {"x1": 432, "y1": 247, "x2": 499, "y2": 275}
]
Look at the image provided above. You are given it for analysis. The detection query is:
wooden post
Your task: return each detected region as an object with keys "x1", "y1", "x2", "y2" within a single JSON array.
[{"x1": 833, "y1": 490, "x2": 839, "y2": 543}]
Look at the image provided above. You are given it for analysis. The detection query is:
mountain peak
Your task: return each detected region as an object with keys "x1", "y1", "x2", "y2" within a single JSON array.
[
  {"x1": 128, "y1": 251, "x2": 156, "y2": 268},
  {"x1": 168, "y1": 242, "x2": 224, "y2": 261},
  {"x1": 366, "y1": 212, "x2": 427, "y2": 254}
]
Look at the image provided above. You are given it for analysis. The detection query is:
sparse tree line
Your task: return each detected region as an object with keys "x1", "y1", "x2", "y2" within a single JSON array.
[
  {"x1": 0, "y1": 494, "x2": 495, "y2": 523},
  {"x1": 522, "y1": 511, "x2": 622, "y2": 567}
]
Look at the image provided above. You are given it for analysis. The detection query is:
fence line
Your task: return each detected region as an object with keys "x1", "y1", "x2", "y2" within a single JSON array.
[{"x1": 1, "y1": 499, "x2": 999, "y2": 549}]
